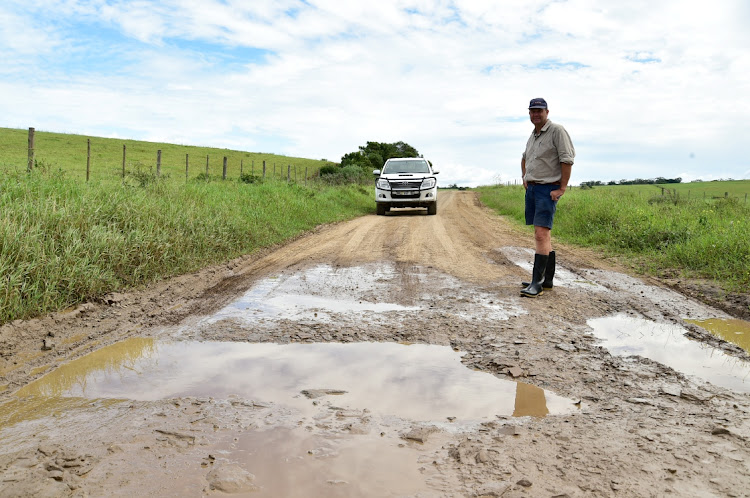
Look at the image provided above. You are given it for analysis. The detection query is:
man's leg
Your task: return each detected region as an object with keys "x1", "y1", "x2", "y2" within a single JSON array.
[{"x1": 534, "y1": 226, "x2": 552, "y2": 255}]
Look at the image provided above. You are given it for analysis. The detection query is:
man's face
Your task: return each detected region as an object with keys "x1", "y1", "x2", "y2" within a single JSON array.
[{"x1": 529, "y1": 108, "x2": 549, "y2": 127}]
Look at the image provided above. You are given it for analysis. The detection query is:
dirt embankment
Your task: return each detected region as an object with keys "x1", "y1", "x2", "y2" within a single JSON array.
[{"x1": 1, "y1": 191, "x2": 748, "y2": 497}]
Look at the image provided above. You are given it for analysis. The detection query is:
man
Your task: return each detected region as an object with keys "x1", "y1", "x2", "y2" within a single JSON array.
[{"x1": 520, "y1": 97, "x2": 575, "y2": 297}]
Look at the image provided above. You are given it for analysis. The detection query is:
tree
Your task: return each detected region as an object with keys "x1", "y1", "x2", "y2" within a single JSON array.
[{"x1": 340, "y1": 141, "x2": 420, "y2": 169}]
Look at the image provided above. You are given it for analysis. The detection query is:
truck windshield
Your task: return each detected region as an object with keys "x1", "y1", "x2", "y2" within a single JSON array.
[{"x1": 383, "y1": 160, "x2": 430, "y2": 174}]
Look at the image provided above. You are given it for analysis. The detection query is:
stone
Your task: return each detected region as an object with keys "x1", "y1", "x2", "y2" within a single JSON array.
[
  {"x1": 301, "y1": 389, "x2": 347, "y2": 399},
  {"x1": 507, "y1": 366, "x2": 524, "y2": 378},
  {"x1": 206, "y1": 465, "x2": 259, "y2": 493},
  {"x1": 517, "y1": 478, "x2": 532, "y2": 487},
  {"x1": 556, "y1": 343, "x2": 577, "y2": 352},
  {"x1": 402, "y1": 426, "x2": 438, "y2": 443},
  {"x1": 659, "y1": 385, "x2": 682, "y2": 397}
]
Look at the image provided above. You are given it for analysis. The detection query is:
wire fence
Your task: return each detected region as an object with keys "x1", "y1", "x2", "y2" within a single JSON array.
[{"x1": 22, "y1": 127, "x2": 320, "y2": 185}]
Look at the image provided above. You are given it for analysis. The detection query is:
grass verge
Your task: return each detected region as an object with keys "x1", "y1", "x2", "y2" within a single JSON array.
[
  {"x1": 0, "y1": 169, "x2": 372, "y2": 324},
  {"x1": 477, "y1": 183, "x2": 750, "y2": 292}
]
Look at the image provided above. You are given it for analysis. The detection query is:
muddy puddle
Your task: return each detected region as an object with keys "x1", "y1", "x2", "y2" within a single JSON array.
[
  {"x1": 588, "y1": 313, "x2": 750, "y2": 393},
  {"x1": 685, "y1": 317, "x2": 750, "y2": 353},
  {"x1": 4, "y1": 339, "x2": 578, "y2": 429},
  {"x1": 209, "y1": 426, "x2": 436, "y2": 497},
  {"x1": 204, "y1": 263, "x2": 525, "y2": 325}
]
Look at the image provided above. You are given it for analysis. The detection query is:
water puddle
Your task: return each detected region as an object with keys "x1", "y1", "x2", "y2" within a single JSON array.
[
  {"x1": 685, "y1": 318, "x2": 750, "y2": 353},
  {"x1": 588, "y1": 314, "x2": 750, "y2": 393},
  {"x1": 205, "y1": 263, "x2": 525, "y2": 326},
  {"x1": 213, "y1": 427, "x2": 434, "y2": 497},
  {"x1": 6, "y1": 339, "x2": 577, "y2": 428}
]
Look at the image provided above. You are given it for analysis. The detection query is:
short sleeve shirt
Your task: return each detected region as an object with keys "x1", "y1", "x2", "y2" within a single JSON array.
[{"x1": 522, "y1": 120, "x2": 575, "y2": 184}]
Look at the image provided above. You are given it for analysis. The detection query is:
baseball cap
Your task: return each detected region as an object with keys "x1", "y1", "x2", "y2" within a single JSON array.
[{"x1": 528, "y1": 98, "x2": 548, "y2": 109}]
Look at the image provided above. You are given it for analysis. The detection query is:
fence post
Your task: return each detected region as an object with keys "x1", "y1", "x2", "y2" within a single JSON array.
[
  {"x1": 263, "y1": 160, "x2": 266, "y2": 178},
  {"x1": 252, "y1": 160, "x2": 254, "y2": 176},
  {"x1": 27, "y1": 127, "x2": 35, "y2": 172},
  {"x1": 223, "y1": 157, "x2": 227, "y2": 179},
  {"x1": 186, "y1": 153, "x2": 189, "y2": 182},
  {"x1": 206, "y1": 155, "x2": 209, "y2": 176},
  {"x1": 274, "y1": 162, "x2": 276, "y2": 177},
  {"x1": 287, "y1": 164, "x2": 290, "y2": 182},
  {"x1": 240, "y1": 159, "x2": 243, "y2": 176},
  {"x1": 305, "y1": 167, "x2": 308, "y2": 186},
  {"x1": 122, "y1": 145, "x2": 126, "y2": 179},
  {"x1": 156, "y1": 150, "x2": 162, "y2": 177},
  {"x1": 86, "y1": 139, "x2": 91, "y2": 182}
]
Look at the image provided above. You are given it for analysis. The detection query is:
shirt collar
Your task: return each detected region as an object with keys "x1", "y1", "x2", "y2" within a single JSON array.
[{"x1": 534, "y1": 119, "x2": 552, "y2": 136}]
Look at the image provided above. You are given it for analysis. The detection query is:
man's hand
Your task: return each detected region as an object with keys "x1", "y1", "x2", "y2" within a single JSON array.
[{"x1": 550, "y1": 189, "x2": 565, "y2": 201}]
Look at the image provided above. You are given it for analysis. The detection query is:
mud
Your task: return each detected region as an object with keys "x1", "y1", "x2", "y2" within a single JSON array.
[{"x1": 1, "y1": 191, "x2": 749, "y2": 497}]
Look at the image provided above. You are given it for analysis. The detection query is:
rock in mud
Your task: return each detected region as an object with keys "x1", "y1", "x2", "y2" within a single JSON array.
[
  {"x1": 206, "y1": 464, "x2": 259, "y2": 493},
  {"x1": 402, "y1": 426, "x2": 438, "y2": 443},
  {"x1": 301, "y1": 389, "x2": 347, "y2": 399}
]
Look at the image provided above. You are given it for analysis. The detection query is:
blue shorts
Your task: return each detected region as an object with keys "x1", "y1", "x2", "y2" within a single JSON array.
[{"x1": 525, "y1": 184, "x2": 559, "y2": 229}]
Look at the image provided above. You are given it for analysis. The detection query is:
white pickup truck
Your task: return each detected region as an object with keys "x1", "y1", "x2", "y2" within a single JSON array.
[{"x1": 373, "y1": 158, "x2": 439, "y2": 215}]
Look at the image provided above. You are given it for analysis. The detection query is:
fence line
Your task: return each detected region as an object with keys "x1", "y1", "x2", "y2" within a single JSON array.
[{"x1": 19, "y1": 127, "x2": 322, "y2": 186}]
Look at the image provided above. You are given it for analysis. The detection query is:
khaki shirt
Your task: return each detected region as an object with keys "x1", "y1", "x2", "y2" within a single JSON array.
[{"x1": 522, "y1": 120, "x2": 575, "y2": 184}]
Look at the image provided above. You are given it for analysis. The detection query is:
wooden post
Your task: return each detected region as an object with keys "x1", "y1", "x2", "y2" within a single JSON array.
[
  {"x1": 122, "y1": 145, "x2": 126, "y2": 178},
  {"x1": 186, "y1": 153, "x2": 189, "y2": 182},
  {"x1": 273, "y1": 162, "x2": 276, "y2": 178},
  {"x1": 156, "y1": 150, "x2": 162, "y2": 177},
  {"x1": 240, "y1": 159, "x2": 243, "y2": 176},
  {"x1": 263, "y1": 160, "x2": 266, "y2": 178},
  {"x1": 206, "y1": 155, "x2": 209, "y2": 176},
  {"x1": 27, "y1": 127, "x2": 35, "y2": 172},
  {"x1": 287, "y1": 164, "x2": 290, "y2": 182},
  {"x1": 86, "y1": 139, "x2": 91, "y2": 182},
  {"x1": 223, "y1": 157, "x2": 227, "y2": 179},
  {"x1": 252, "y1": 160, "x2": 254, "y2": 176},
  {"x1": 305, "y1": 167, "x2": 308, "y2": 186}
]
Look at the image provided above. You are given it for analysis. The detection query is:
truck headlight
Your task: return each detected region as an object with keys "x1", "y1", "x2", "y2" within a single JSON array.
[
  {"x1": 376, "y1": 179, "x2": 390, "y2": 190},
  {"x1": 421, "y1": 177, "x2": 436, "y2": 189}
]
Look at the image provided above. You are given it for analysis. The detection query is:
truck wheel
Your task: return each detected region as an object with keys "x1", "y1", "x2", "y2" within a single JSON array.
[
  {"x1": 376, "y1": 203, "x2": 387, "y2": 216},
  {"x1": 427, "y1": 202, "x2": 437, "y2": 215}
]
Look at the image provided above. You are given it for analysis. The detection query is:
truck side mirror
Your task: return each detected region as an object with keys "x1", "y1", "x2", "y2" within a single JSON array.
[{"x1": 373, "y1": 170, "x2": 381, "y2": 176}]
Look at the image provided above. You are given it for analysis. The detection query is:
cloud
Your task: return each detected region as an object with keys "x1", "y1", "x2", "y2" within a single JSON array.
[{"x1": 1, "y1": 0, "x2": 749, "y2": 186}]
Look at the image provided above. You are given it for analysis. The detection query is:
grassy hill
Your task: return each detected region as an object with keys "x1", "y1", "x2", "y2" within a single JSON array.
[{"x1": 0, "y1": 127, "x2": 330, "y2": 182}]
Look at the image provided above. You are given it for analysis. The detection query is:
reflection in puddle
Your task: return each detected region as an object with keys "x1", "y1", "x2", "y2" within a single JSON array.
[
  {"x1": 9, "y1": 340, "x2": 576, "y2": 426},
  {"x1": 588, "y1": 314, "x2": 750, "y2": 392},
  {"x1": 685, "y1": 318, "x2": 750, "y2": 353}
]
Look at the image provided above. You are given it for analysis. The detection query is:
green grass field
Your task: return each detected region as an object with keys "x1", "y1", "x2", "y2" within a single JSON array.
[
  {"x1": 0, "y1": 127, "x2": 330, "y2": 182},
  {"x1": 0, "y1": 128, "x2": 372, "y2": 324},
  {"x1": 478, "y1": 181, "x2": 750, "y2": 294},
  {"x1": 592, "y1": 181, "x2": 750, "y2": 202}
]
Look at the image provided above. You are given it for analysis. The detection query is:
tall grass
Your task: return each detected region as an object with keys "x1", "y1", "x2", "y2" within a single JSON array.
[
  {"x1": 0, "y1": 169, "x2": 372, "y2": 323},
  {"x1": 477, "y1": 184, "x2": 750, "y2": 291}
]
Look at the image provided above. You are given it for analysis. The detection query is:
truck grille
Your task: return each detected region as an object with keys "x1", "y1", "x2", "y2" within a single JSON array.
[{"x1": 389, "y1": 180, "x2": 422, "y2": 199}]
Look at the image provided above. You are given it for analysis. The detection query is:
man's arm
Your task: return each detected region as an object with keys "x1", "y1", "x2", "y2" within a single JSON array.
[
  {"x1": 521, "y1": 157, "x2": 527, "y2": 188},
  {"x1": 551, "y1": 163, "x2": 572, "y2": 201}
]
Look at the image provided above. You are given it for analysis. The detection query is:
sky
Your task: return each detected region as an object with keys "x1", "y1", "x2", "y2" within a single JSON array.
[{"x1": 2, "y1": 1, "x2": 749, "y2": 187}]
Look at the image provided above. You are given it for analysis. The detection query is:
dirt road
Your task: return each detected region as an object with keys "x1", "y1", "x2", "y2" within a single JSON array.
[{"x1": 1, "y1": 191, "x2": 749, "y2": 497}]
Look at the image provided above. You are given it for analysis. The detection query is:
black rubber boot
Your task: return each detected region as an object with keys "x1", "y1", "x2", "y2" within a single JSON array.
[
  {"x1": 521, "y1": 250, "x2": 555, "y2": 289},
  {"x1": 520, "y1": 253, "x2": 549, "y2": 298}
]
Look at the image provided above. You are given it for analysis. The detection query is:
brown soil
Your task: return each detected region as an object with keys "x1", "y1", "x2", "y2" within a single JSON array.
[{"x1": 1, "y1": 191, "x2": 749, "y2": 497}]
